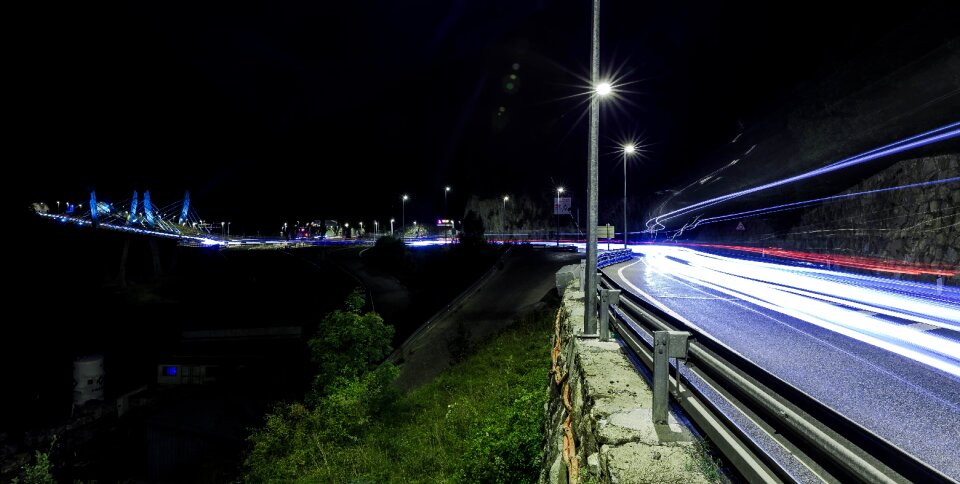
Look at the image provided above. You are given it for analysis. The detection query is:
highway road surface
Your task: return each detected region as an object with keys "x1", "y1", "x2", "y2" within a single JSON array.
[{"x1": 604, "y1": 245, "x2": 960, "y2": 481}]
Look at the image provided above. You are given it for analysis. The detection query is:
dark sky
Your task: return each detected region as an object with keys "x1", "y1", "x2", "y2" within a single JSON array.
[{"x1": 11, "y1": 0, "x2": 959, "y2": 234}]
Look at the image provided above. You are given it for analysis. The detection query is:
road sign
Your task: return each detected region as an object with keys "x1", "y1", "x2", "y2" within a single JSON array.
[
  {"x1": 597, "y1": 225, "x2": 615, "y2": 239},
  {"x1": 736, "y1": 221, "x2": 746, "y2": 231},
  {"x1": 554, "y1": 197, "x2": 572, "y2": 215}
]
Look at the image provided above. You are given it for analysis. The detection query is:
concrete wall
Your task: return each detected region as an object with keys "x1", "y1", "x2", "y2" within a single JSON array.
[{"x1": 540, "y1": 269, "x2": 711, "y2": 484}]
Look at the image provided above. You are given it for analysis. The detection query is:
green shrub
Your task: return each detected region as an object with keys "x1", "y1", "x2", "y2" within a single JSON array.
[
  {"x1": 458, "y1": 388, "x2": 547, "y2": 484},
  {"x1": 307, "y1": 289, "x2": 394, "y2": 400}
]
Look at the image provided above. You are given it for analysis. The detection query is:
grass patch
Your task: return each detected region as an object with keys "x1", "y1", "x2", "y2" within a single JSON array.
[
  {"x1": 245, "y1": 302, "x2": 555, "y2": 483},
  {"x1": 686, "y1": 438, "x2": 725, "y2": 483}
]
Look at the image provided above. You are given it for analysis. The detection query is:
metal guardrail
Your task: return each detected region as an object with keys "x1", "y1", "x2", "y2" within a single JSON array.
[
  {"x1": 597, "y1": 272, "x2": 956, "y2": 484},
  {"x1": 597, "y1": 248, "x2": 634, "y2": 268}
]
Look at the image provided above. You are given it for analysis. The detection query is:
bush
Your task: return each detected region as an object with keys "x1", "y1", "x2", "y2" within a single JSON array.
[
  {"x1": 307, "y1": 289, "x2": 394, "y2": 400},
  {"x1": 457, "y1": 387, "x2": 546, "y2": 483}
]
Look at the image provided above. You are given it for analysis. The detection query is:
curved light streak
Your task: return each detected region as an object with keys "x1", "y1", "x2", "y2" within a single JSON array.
[
  {"x1": 647, "y1": 121, "x2": 960, "y2": 231},
  {"x1": 635, "y1": 245, "x2": 960, "y2": 377}
]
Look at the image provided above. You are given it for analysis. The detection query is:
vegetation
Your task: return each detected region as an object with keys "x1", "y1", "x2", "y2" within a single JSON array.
[
  {"x1": 686, "y1": 438, "x2": 725, "y2": 483},
  {"x1": 244, "y1": 289, "x2": 554, "y2": 483},
  {"x1": 12, "y1": 436, "x2": 56, "y2": 484}
]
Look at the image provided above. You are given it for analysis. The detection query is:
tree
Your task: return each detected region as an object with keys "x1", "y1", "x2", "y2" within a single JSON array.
[{"x1": 460, "y1": 209, "x2": 486, "y2": 247}]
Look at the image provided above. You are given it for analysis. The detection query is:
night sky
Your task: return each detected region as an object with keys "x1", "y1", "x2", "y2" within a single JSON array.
[{"x1": 11, "y1": 0, "x2": 959, "y2": 234}]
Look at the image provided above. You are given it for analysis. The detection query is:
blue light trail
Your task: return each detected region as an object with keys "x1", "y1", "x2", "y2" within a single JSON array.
[{"x1": 648, "y1": 121, "x2": 960, "y2": 231}]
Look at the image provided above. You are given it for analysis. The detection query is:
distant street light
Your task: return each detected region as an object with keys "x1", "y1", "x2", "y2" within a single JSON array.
[
  {"x1": 622, "y1": 143, "x2": 636, "y2": 246},
  {"x1": 360, "y1": 221, "x2": 364, "y2": 238},
  {"x1": 374, "y1": 220, "x2": 379, "y2": 237},
  {"x1": 402, "y1": 194, "x2": 409, "y2": 239},
  {"x1": 502, "y1": 195, "x2": 510, "y2": 238},
  {"x1": 556, "y1": 187, "x2": 564, "y2": 247},
  {"x1": 390, "y1": 218, "x2": 395, "y2": 235},
  {"x1": 444, "y1": 186, "x2": 451, "y2": 218},
  {"x1": 56, "y1": 201, "x2": 60, "y2": 213},
  {"x1": 227, "y1": 221, "x2": 231, "y2": 238}
]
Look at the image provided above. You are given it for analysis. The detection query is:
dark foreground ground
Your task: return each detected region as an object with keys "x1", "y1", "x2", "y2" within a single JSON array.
[{"x1": 2, "y1": 216, "x2": 514, "y2": 481}]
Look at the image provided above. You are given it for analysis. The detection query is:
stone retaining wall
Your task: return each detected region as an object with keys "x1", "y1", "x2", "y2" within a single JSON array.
[{"x1": 540, "y1": 269, "x2": 711, "y2": 484}]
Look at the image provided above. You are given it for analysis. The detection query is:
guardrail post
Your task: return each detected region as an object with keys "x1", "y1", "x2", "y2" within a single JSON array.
[
  {"x1": 653, "y1": 330, "x2": 691, "y2": 424},
  {"x1": 598, "y1": 288, "x2": 621, "y2": 341},
  {"x1": 937, "y1": 276, "x2": 944, "y2": 293}
]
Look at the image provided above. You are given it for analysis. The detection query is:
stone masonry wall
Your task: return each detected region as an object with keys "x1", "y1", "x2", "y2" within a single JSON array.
[
  {"x1": 781, "y1": 154, "x2": 959, "y2": 280},
  {"x1": 540, "y1": 267, "x2": 710, "y2": 484}
]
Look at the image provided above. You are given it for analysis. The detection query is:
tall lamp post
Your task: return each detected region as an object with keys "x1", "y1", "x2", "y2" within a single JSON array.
[
  {"x1": 390, "y1": 218, "x2": 395, "y2": 235},
  {"x1": 401, "y1": 195, "x2": 409, "y2": 239},
  {"x1": 502, "y1": 195, "x2": 509, "y2": 239},
  {"x1": 584, "y1": 0, "x2": 610, "y2": 335},
  {"x1": 556, "y1": 187, "x2": 564, "y2": 247},
  {"x1": 374, "y1": 220, "x2": 379, "y2": 238},
  {"x1": 622, "y1": 144, "x2": 635, "y2": 247}
]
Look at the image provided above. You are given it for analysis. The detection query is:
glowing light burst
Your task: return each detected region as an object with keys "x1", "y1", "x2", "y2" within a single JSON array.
[
  {"x1": 647, "y1": 121, "x2": 960, "y2": 231},
  {"x1": 632, "y1": 245, "x2": 960, "y2": 377}
]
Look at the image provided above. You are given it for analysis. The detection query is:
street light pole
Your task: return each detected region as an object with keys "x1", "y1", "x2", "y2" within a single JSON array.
[
  {"x1": 502, "y1": 195, "x2": 509, "y2": 239},
  {"x1": 444, "y1": 186, "x2": 450, "y2": 218},
  {"x1": 390, "y1": 218, "x2": 395, "y2": 235},
  {"x1": 556, "y1": 187, "x2": 564, "y2": 247},
  {"x1": 401, "y1": 195, "x2": 409, "y2": 239},
  {"x1": 622, "y1": 144, "x2": 635, "y2": 247},
  {"x1": 585, "y1": 0, "x2": 602, "y2": 335}
]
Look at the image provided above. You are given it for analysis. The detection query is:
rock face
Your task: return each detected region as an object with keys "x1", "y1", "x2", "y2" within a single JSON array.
[
  {"x1": 540, "y1": 268, "x2": 711, "y2": 484},
  {"x1": 781, "y1": 154, "x2": 959, "y2": 278}
]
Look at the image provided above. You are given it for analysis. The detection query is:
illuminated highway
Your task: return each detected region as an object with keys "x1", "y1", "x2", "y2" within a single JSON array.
[{"x1": 604, "y1": 245, "x2": 960, "y2": 480}]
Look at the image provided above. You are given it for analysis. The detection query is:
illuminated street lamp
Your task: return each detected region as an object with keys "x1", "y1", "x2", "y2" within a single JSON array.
[
  {"x1": 56, "y1": 201, "x2": 60, "y2": 213},
  {"x1": 595, "y1": 82, "x2": 612, "y2": 96},
  {"x1": 444, "y1": 186, "x2": 451, "y2": 218},
  {"x1": 374, "y1": 220, "x2": 379, "y2": 237},
  {"x1": 390, "y1": 218, "x2": 395, "y2": 235},
  {"x1": 622, "y1": 143, "x2": 636, "y2": 246},
  {"x1": 360, "y1": 221, "x2": 364, "y2": 238},
  {"x1": 502, "y1": 195, "x2": 509, "y2": 237},
  {"x1": 401, "y1": 194, "x2": 409, "y2": 239},
  {"x1": 556, "y1": 187, "x2": 564, "y2": 247}
]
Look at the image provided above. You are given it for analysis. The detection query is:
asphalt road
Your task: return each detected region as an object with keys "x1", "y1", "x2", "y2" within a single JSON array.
[{"x1": 604, "y1": 246, "x2": 960, "y2": 481}]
